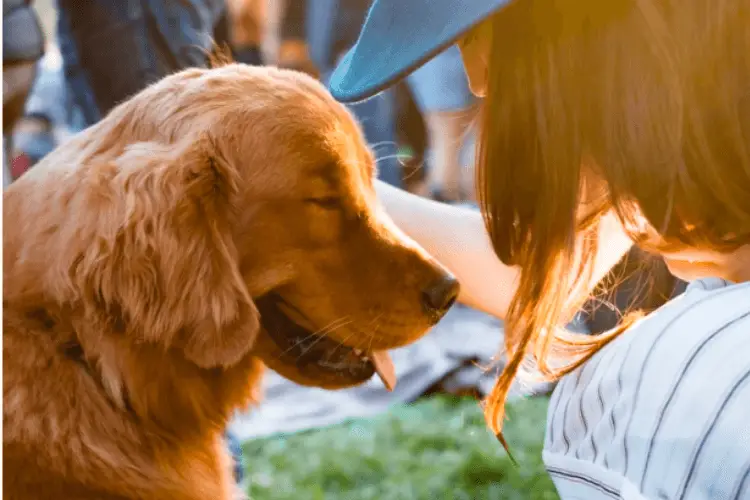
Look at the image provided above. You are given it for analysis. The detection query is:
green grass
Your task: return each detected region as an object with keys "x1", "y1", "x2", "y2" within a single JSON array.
[{"x1": 241, "y1": 395, "x2": 558, "y2": 500}]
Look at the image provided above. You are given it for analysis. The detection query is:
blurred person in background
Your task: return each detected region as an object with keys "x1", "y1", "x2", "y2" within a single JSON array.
[
  {"x1": 278, "y1": 0, "x2": 482, "y2": 195},
  {"x1": 278, "y1": 0, "x2": 401, "y2": 187},
  {"x1": 3, "y1": 0, "x2": 46, "y2": 185},
  {"x1": 8, "y1": 0, "x2": 238, "y2": 177},
  {"x1": 3, "y1": 0, "x2": 44, "y2": 136},
  {"x1": 55, "y1": 0, "x2": 229, "y2": 128},
  {"x1": 9, "y1": 45, "x2": 69, "y2": 181}
]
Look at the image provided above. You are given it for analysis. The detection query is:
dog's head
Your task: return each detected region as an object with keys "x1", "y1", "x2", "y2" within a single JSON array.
[{"x1": 44, "y1": 65, "x2": 458, "y2": 392}]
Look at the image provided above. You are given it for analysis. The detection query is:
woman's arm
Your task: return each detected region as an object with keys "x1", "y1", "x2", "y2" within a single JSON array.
[{"x1": 376, "y1": 181, "x2": 633, "y2": 320}]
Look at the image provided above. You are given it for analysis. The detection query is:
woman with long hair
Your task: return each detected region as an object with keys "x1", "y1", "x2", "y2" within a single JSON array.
[{"x1": 330, "y1": 0, "x2": 750, "y2": 498}]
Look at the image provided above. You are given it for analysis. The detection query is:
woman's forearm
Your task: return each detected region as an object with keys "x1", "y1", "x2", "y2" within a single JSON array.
[
  {"x1": 376, "y1": 181, "x2": 518, "y2": 317},
  {"x1": 375, "y1": 181, "x2": 633, "y2": 320}
]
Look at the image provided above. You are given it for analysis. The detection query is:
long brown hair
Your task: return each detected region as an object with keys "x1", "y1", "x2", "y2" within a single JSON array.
[{"x1": 476, "y1": 0, "x2": 750, "y2": 441}]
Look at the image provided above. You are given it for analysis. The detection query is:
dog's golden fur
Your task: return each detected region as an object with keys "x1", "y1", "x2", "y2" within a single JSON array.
[{"x1": 3, "y1": 64, "x2": 454, "y2": 499}]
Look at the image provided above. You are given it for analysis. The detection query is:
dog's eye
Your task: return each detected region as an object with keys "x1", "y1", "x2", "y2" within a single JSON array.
[{"x1": 304, "y1": 197, "x2": 341, "y2": 210}]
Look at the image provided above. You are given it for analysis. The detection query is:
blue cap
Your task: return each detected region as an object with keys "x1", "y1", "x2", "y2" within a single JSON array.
[{"x1": 329, "y1": 0, "x2": 511, "y2": 103}]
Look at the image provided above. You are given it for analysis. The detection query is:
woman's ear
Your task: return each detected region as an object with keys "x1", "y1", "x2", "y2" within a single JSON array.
[{"x1": 74, "y1": 135, "x2": 259, "y2": 369}]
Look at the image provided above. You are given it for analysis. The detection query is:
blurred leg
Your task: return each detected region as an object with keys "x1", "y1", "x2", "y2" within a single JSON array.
[
  {"x1": 3, "y1": 62, "x2": 37, "y2": 136},
  {"x1": 3, "y1": 62, "x2": 37, "y2": 184},
  {"x1": 422, "y1": 108, "x2": 477, "y2": 201},
  {"x1": 224, "y1": 0, "x2": 265, "y2": 65},
  {"x1": 346, "y1": 90, "x2": 402, "y2": 187},
  {"x1": 461, "y1": 131, "x2": 478, "y2": 202},
  {"x1": 311, "y1": 2, "x2": 401, "y2": 187},
  {"x1": 4, "y1": 138, "x2": 12, "y2": 189},
  {"x1": 3, "y1": 0, "x2": 45, "y2": 135},
  {"x1": 306, "y1": 0, "x2": 402, "y2": 187},
  {"x1": 407, "y1": 45, "x2": 477, "y2": 201},
  {"x1": 261, "y1": 0, "x2": 285, "y2": 64},
  {"x1": 56, "y1": 4, "x2": 101, "y2": 129},
  {"x1": 212, "y1": 8, "x2": 232, "y2": 48},
  {"x1": 393, "y1": 82, "x2": 429, "y2": 194},
  {"x1": 10, "y1": 50, "x2": 78, "y2": 173}
]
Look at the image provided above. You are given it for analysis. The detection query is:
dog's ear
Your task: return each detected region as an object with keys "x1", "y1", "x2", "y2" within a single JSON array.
[{"x1": 75, "y1": 135, "x2": 259, "y2": 368}]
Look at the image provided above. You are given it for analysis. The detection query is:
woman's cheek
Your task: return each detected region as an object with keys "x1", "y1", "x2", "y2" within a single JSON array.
[{"x1": 457, "y1": 21, "x2": 492, "y2": 97}]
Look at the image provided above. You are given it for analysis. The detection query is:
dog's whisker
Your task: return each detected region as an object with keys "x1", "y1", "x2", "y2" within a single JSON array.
[
  {"x1": 275, "y1": 316, "x2": 352, "y2": 358},
  {"x1": 321, "y1": 329, "x2": 360, "y2": 363},
  {"x1": 317, "y1": 310, "x2": 387, "y2": 362},
  {"x1": 276, "y1": 331, "x2": 320, "y2": 358},
  {"x1": 295, "y1": 319, "x2": 354, "y2": 358},
  {"x1": 362, "y1": 312, "x2": 384, "y2": 356},
  {"x1": 369, "y1": 140, "x2": 399, "y2": 151},
  {"x1": 315, "y1": 316, "x2": 353, "y2": 337},
  {"x1": 402, "y1": 160, "x2": 426, "y2": 180},
  {"x1": 368, "y1": 312, "x2": 384, "y2": 327},
  {"x1": 275, "y1": 318, "x2": 347, "y2": 358},
  {"x1": 297, "y1": 326, "x2": 352, "y2": 358},
  {"x1": 374, "y1": 153, "x2": 411, "y2": 165},
  {"x1": 367, "y1": 323, "x2": 377, "y2": 353},
  {"x1": 324, "y1": 311, "x2": 383, "y2": 360}
]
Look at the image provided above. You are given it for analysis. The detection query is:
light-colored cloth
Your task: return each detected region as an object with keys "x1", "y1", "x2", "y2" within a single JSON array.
[
  {"x1": 544, "y1": 277, "x2": 750, "y2": 500},
  {"x1": 3, "y1": 137, "x2": 13, "y2": 189}
]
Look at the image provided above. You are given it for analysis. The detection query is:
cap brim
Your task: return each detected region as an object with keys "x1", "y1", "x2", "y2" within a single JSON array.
[{"x1": 329, "y1": 0, "x2": 510, "y2": 103}]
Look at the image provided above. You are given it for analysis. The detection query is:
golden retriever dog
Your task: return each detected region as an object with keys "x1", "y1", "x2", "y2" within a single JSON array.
[{"x1": 3, "y1": 64, "x2": 459, "y2": 500}]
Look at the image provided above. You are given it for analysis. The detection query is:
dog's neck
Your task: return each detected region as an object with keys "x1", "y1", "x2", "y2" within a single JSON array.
[{"x1": 8, "y1": 297, "x2": 262, "y2": 442}]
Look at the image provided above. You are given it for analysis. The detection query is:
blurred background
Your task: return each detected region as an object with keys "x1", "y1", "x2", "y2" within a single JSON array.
[{"x1": 2, "y1": 2, "x2": 685, "y2": 498}]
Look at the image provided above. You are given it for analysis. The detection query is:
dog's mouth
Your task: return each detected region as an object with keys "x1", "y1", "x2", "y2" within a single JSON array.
[{"x1": 254, "y1": 294, "x2": 396, "y2": 391}]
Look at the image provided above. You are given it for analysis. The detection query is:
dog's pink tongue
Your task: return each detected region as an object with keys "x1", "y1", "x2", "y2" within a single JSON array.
[{"x1": 370, "y1": 350, "x2": 396, "y2": 391}]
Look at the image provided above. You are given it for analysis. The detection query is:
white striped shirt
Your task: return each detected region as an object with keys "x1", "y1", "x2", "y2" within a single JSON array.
[{"x1": 544, "y1": 278, "x2": 750, "y2": 500}]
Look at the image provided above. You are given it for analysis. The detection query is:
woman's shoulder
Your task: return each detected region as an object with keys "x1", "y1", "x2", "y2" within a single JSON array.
[
  {"x1": 593, "y1": 277, "x2": 749, "y2": 368},
  {"x1": 544, "y1": 278, "x2": 750, "y2": 499},
  {"x1": 632, "y1": 276, "x2": 749, "y2": 336},
  {"x1": 678, "y1": 276, "x2": 750, "y2": 301},
  {"x1": 561, "y1": 277, "x2": 750, "y2": 397}
]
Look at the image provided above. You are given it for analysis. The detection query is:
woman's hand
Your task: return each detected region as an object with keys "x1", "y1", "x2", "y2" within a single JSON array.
[{"x1": 375, "y1": 180, "x2": 633, "y2": 320}]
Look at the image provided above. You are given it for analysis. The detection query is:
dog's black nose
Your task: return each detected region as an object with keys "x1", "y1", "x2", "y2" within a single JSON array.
[{"x1": 422, "y1": 275, "x2": 460, "y2": 319}]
